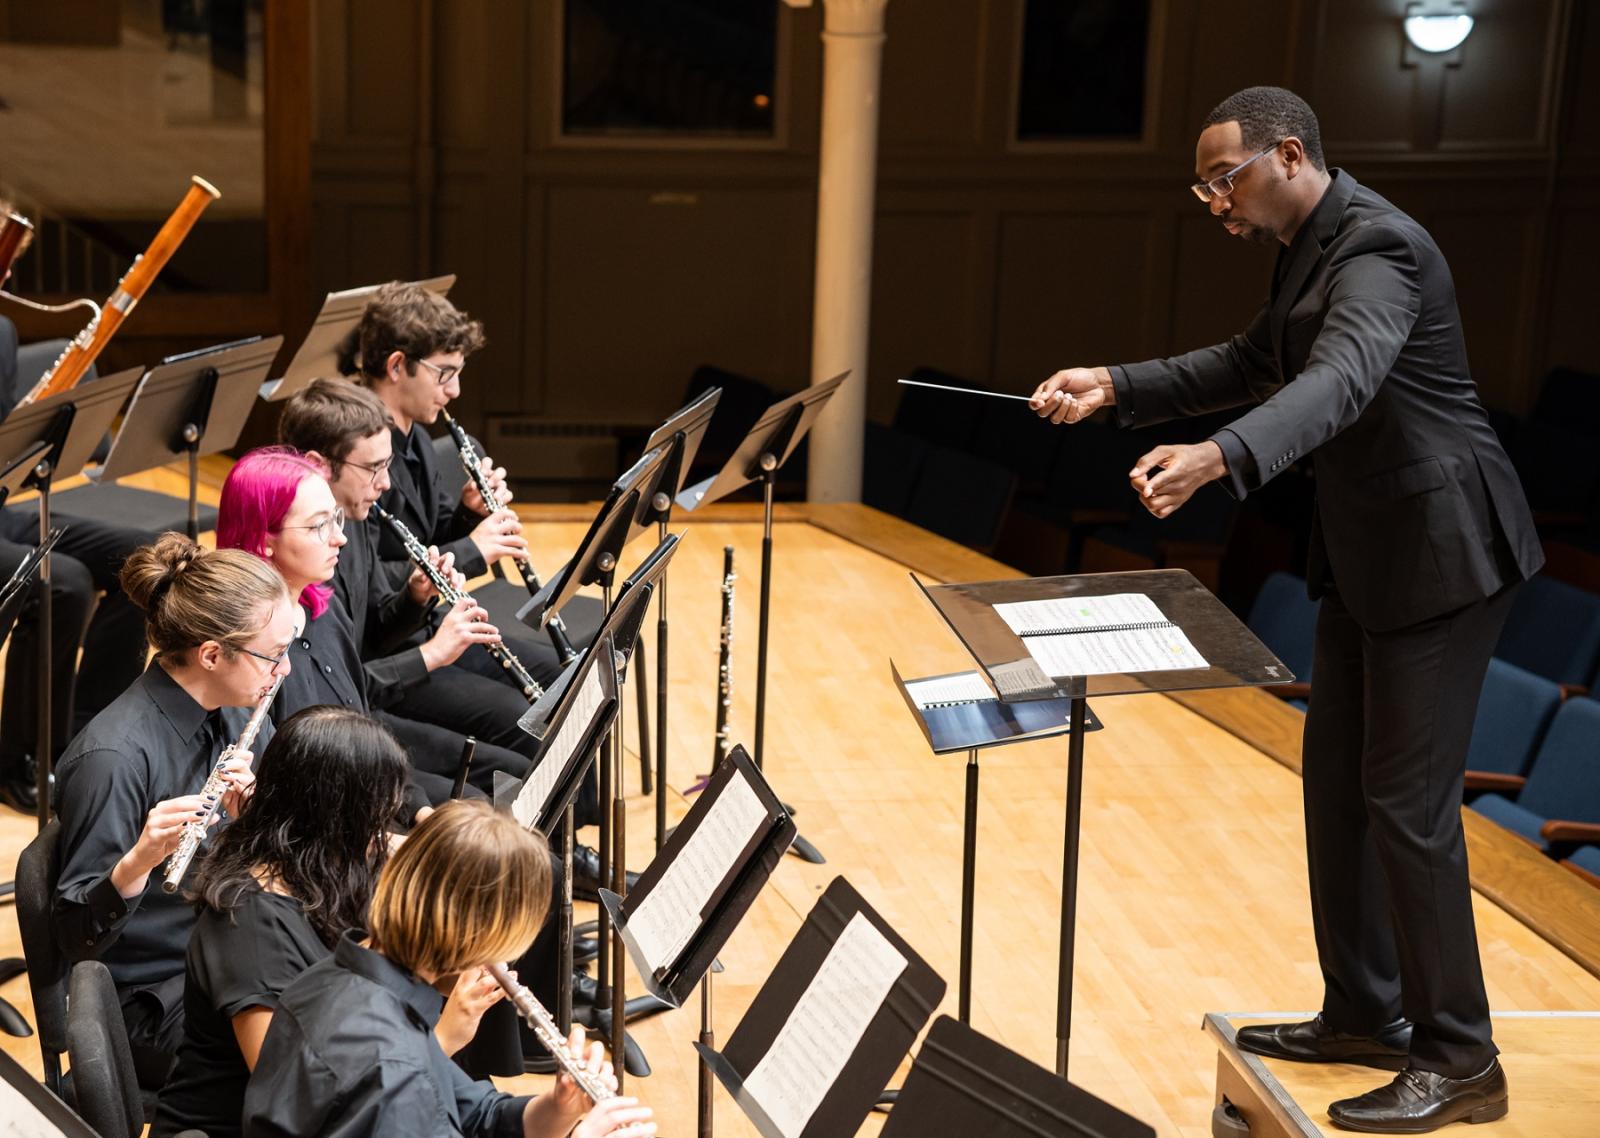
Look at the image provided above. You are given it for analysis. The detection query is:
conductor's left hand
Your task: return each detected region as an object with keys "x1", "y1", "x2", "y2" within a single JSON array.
[{"x1": 1130, "y1": 441, "x2": 1226, "y2": 519}]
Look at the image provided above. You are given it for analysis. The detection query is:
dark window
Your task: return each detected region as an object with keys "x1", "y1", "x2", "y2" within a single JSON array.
[
  {"x1": 1016, "y1": 0, "x2": 1150, "y2": 141},
  {"x1": 563, "y1": 0, "x2": 777, "y2": 137}
]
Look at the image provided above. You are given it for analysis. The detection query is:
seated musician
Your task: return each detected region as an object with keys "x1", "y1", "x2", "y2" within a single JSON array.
[
  {"x1": 52, "y1": 534, "x2": 294, "y2": 1079},
  {"x1": 242, "y1": 799, "x2": 656, "y2": 1138},
  {"x1": 151, "y1": 706, "x2": 506, "y2": 1138},
  {"x1": 0, "y1": 313, "x2": 155, "y2": 813},
  {"x1": 214, "y1": 445, "x2": 535, "y2": 800}
]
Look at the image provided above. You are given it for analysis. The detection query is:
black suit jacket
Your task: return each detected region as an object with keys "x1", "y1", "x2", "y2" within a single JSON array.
[{"x1": 1111, "y1": 170, "x2": 1542, "y2": 631}]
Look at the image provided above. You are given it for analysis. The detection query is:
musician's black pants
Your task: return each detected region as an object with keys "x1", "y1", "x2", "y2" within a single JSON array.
[
  {"x1": 1302, "y1": 583, "x2": 1515, "y2": 1079},
  {"x1": 0, "y1": 506, "x2": 149, "y2": 772}
]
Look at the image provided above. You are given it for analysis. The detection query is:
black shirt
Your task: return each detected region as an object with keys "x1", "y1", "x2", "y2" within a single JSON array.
[
  {"x1": 330, "y1": 517, "x2": 432, "y2": 699},
  {"x1": 151, "y1": 886, "x2": 328, "y2": 1138},
  {"x1": 53, "y1": 663, "x2": 275, "y2": 997},
  {"x1": 242, "y1": 932, "x2": 531, "y2": 1138}
]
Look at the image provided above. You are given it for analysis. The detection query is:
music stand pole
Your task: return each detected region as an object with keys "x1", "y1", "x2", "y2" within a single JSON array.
[
  {"x1": 698, "y1": 969, "x2": 715, "y2": 1138},
  {"x1": 961, "y1": 747, "x2": 979, "y2": 1024},
  {"x1": 558, "y1": 803, "x2": 576, "y2": 1035},
  {"x1": 753, "y1": 458, "x2": 776, "y2": 773},
  {"x1": 654, "y1": 514, "x2": 669, "y2": 851},
  {"x1": 33, "y1": 457, "x2": 53, "y2": 828},
  {"x1": 593, "y1": 561, "x2": 617, "y2": 1039},
  {"x1": 1057, "y1": 697, "x2": 1087, "y2": 1078},
  {"x1": 183, "y1": 423, "x2": 201, "y2": 540},
  {"x1": 606, "y1": 566, "x2": 629, "y2": 1094}
]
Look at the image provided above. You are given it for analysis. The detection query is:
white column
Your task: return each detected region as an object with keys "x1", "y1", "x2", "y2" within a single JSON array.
[{"x1": 805, "y1": 0, "x2": 888, "y2": 503}]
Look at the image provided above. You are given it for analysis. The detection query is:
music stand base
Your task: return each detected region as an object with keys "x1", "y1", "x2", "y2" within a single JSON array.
[{"x1": 786, "y1": 831, "x2": 826, "y2": 864}]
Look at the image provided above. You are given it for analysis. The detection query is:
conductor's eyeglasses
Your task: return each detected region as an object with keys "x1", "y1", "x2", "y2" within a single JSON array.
[{"x1": 1191, "y1": 143, "x2": 1280, "y2": 203}]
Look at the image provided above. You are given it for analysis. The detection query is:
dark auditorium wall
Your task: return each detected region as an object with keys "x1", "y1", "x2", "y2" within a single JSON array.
[{"x1": 306, "y1": 0, "x2": 1598, "y2": 466}]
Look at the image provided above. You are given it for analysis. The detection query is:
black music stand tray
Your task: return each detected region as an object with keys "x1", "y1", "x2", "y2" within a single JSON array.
[
  {"x1": 697, "y1": 876, "x2": 944, "y2": 1138},
  {"x1": 890, "y1": 660, "x2": 1100, "y2": 1025},
  {"x1": 0, "y1": 365, "x2": 145, "y2": 826},
  {"x1": 94, "y1": 336, "x2": 283, "y2": 538},
  {"x1": 601, "y1": 744, "x2": 795, "y2": 1138},
  {"x1": 882, "y1": 1015, "x2": 1156, "y2": 1138},
  {"x1": 0, "y1": 1046, "x2": 100, "y2": 1137},
  {"x1": 916, "y1": 568, "x2": 1291, "y2": 1078},
  {"x1": 257, "y1": 274, "x2": 455, "y2": 402},
  {"x1": 673, "y1": 370, "x2": 850, "y2": 866},
  {"x1": 636, "y1": 387, "x2": 722, "y2": 850}
]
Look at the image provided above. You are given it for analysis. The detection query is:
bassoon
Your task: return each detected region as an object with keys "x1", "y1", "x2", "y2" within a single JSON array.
[{"x1": 15, "y1": 176, "x2": 221, "y2": 408}]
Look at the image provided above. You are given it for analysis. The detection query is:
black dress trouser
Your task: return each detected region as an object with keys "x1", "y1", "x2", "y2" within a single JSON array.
[{"x1": 1302, "y1": 582, "x2": 1516, "y2": 1078}]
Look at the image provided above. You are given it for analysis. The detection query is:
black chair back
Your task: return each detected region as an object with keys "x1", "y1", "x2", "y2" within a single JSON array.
[
  {"x1": 16, "y1": 819, "x2": 68, "y2": 1094},
  {"x1": 67, "y1": 960, "x2": 144, "y2": 1138}
]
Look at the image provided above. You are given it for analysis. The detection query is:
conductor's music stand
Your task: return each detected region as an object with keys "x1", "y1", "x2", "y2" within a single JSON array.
[
  {"x1": 675, "y1": 369, "x2": 850, "y2": 865},
  {"x1": 95, "y1": 336, "x2": 283, "y2": 538},
  {"x1": 916, "y1": 568, "x2": 1291, "y2": 1078},
  {"x1": 637, "y1": 386, "x2": 722, "y2": 851},
  {"x1": 0, "y1": 365, "x2": 145, "y2": 826},
  {"x1": 257, "y1": 274, "x2": 455, "y2": 402}
]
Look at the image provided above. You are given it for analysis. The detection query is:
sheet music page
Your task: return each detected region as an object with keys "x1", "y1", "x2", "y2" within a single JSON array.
[
  {"x1": 511, "y1": 662, "x2": 604, "y2": 830},
  {"x1": 993, "y1": 592, "x2": 1166, "y2": 634},
  {"x1": 1024, "y1": 625, "x2": 1208, "y2": 676},
  {"x1": 903, "y1": 671, "x2": 995, "y2": 708},
  {"x1": 0, "y1": 1077, "x2": 68, "y2": 1137},
  {"x1": 742, "y1": 911, "x2": 908, "y2": 1138},
  {"x1": 627, "y1": 770, "x2": 769, "y2": 973}
]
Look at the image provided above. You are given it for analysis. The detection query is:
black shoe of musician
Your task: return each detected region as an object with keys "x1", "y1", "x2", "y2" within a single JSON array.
[
  {"x1": 1327, "y1": 1061, "x2": 1508, "y2": 1132},
  {"x1": 572, "y1": 970, "x2": 599, "y2": 1007},
  {"x1": 571, "y1": 843, "x2": 641, "y2": 902},
  {"x1": 574, "y1": 937, "x2": 599, "y2": 967},
  {"x1": 1236, "y1": 1014, "x2": 1412, "y2": 1070},
  {"x1": 0, "y1": 757, "x2": 38, "y2": 814}
]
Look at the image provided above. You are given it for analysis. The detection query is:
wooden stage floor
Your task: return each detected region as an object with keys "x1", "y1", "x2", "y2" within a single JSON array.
[{"x1": 2, "y1": 478, "x2": 1598, "y2": 1136}]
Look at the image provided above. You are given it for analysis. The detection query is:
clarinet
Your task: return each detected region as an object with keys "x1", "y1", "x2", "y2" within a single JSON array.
[
  {"x1": 372, "y1": 503, "x2": 544, "y2": 701},
  {"x1": 440, "y1": 410, "x2": 579, "y2": 664},
  {"x1": 487, "y1": 963, "x2": 615, "y2": 1103},
  {"x1": 162, "y1": 675, "x2": 282, "y2": 894},
  {"x1": 713, "y1": 545, "x2": 735, "y2": 767}
]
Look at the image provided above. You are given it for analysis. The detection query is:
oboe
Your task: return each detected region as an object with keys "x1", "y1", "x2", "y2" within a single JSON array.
[
  {"x1": 372, "y1": 503, "x2": 544, "y2": 701},
  {"x1": 440, "y1": 410, "x2": 579, "y2": 663},
  {"x1": 162, "y1": 675, "x2": 282, "y2": 894},
  {"x1": 487, "y1": 963, "x2": 615, "y2": 1103},
  {"x1": 713, "y1": 545, "x2": 735, "y2": 767}
]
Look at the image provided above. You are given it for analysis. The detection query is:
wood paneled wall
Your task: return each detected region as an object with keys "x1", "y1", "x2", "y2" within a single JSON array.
[{"x1": 308, "y1": 0, "x2": 1598, "y2": 446}]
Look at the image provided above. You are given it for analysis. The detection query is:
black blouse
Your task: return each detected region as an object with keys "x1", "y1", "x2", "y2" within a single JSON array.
[
  {"x1": 242, "y1": 932, "x2": 531, "y2": 1137},
  {"x1": 151, "y1": 886, "x2": 328, "y2": 1138}
]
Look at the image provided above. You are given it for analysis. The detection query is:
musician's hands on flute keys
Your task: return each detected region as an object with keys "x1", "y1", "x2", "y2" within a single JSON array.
[
  {"x1": 435, "y1": 965, "x2": 508, "y2": 1056},
  {"x1": 461, "y1": 455, "x2": 513, "y2": 516},
  {"x1": 571, "y1": 1099, "x2": 655, "y2": 1138},
  {"x1": 111, "y1": 793, "x2": 218, "y2": 897},
  {"x1": 470, "y1": 507, "x2": 530, "y2": 568},
  {"x1": 420, "y1": 598, "x2": 503, "y2": 671},
  {"x1": 1029, "y1": 365, "x2": 1114, "y2": 425},
  {"x1": 217, "y1": 750, "x2": 256, "y2": 820}
]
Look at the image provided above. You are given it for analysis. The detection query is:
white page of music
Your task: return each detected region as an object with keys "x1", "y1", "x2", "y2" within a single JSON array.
[
  {"x1": 511, "y1": 663, "x2": 604, "y2": 830},
  {"x1": 994, "y1": 591, "x2": 1166, "y2": 634},
  {"x1": 0, "y1": 1077, "x2": 67, "y2": 1137},
  {"x1": 903, "y1": 671, "x2": 994, "y2": 709},
  {"x1": 742, "y1": 912, "x2": 908, "y2": 1138},
  {"x1": 627, "y1": 770, "x2": 768, "y2": 973},
  {"x1": 1025, "y1": 624, "x2": 1208, "y2": 676}
]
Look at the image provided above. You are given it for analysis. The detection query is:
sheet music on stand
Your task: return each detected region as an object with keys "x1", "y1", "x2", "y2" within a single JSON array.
[
  {"x1": 258, "y1": 274, "x2": 455, "y2": 401},
  {"x1": 0, "y1": 1046, "x2": 99, "y2": 1137},
  {"x1": 499, "y1": 630, "x2": 618, "y2": 834},
  {"x1": 603, "y1": 745, "x2": 795, "y2": 1006},
  {"x1": 697, "y1": 877, "x2": 945, "y2": 1138},
  {"x1": 890, "y1": 661, "x2": 1101, "y2": 755},
  {"x1": 881, "y1": 1016, "x2": 1156, "y2": 1138}
]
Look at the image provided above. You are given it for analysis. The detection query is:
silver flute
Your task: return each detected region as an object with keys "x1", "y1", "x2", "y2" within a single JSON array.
[
  {"x1": 372, "y1": 503, "x2": 544, "y2": 701},
  {"x1": 487, "y1": 963, "x2": 615, "y2": 1103},
  {"x1": 162, "y1": 675, "x2": 283, "y2": 893},
  {"x1": 440, "y1": 410, "x2": 579, "y2": 663}
]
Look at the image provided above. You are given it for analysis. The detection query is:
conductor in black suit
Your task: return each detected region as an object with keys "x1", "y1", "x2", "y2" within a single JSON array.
[{"x1": 1031, "y1": 87, "x2": 1541, "y2": 1134}]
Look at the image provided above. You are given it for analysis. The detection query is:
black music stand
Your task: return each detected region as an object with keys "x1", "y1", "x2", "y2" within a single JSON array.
[
  {"x1": 915, "y1": 568, "x2": 1291, "y2": 1078},
  {"x1": 882, "y1": 1016, "x2": 1156, "y2": 1138},
  {"x1": 0, "y1": 365, "x2": 145, "y2": 826},
  {"x1": 601, "y1": 744, "x2": 795, "y2": 1137},
  {"x1": 258, "y1": 274, "x2": 455, "y2": 402},
  {"x1": 697, "y1": 875, "x2": 944, "y2": 1138},
  {"x1": 890, "y1": 660, "x2": 1100, "y2": 1025},
  {"x1": 94, "y1": 336, "x2": 282, "y2": 538},
  {"x1": 674, "y1": 371, "x2": 850, "y2": 866},
  {"x1": 0, "y1": 1046, "x2": 100, "y2": 1137},
  {"x1": 637, "y1": 387, "x2": 722, "y2": 851}
]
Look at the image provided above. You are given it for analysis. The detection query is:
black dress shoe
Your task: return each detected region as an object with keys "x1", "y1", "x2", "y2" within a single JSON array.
[
  {"x1": 573, "y1": 937, "x2": 599, "y2": 966},
  {"x1": 571, "y1": 843, "x2": 640, "y2": 902},
  {"x1": 0, "y1": 775, "x2": 37, "y2": 815},
  {"x1": 1237, "y1": 1014, "x2": 1411, "y2": 1070},
  {"x1": 1328, "y1": 1061, "x2": 1508, "y2": 1133},
  {"x1": 572, "y1": 970, "x2": 599, "y2": 1007}
]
